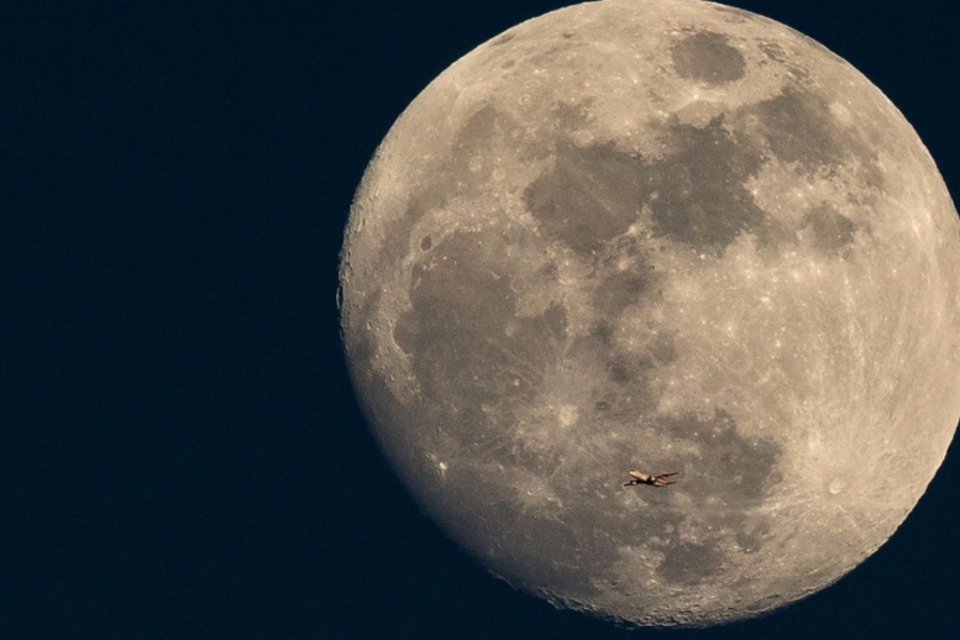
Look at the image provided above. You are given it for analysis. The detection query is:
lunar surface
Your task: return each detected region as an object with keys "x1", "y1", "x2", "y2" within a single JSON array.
[{"x1": 339, "y1": 0, "x2": 960, "y2": 627}]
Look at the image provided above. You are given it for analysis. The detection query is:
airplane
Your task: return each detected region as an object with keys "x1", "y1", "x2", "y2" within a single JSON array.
[{"x1": 623, "y1": 470, "x2": 679, "y2": 488}]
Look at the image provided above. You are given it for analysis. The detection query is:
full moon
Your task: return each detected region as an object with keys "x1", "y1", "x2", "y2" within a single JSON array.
[{"x1": 339, "y1": 0, "x2": 960, "y2": 627}]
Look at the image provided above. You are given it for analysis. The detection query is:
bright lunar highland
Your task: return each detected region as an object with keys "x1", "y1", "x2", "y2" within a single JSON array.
[{"x1": 339, "y1": 0, "x2": 960, "y2": 627}]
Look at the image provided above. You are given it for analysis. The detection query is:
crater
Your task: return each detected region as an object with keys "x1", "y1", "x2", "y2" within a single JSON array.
[
  {"x1": 758, "y1": 41, "x2": 787, "y2": 63},
  {"x1": 549, "y1": 99, "x2": 595, "y2": 132},
  {"x1": 671, "y1": 31, "x2": 746, "y2": 84},
  {"x1": 647, "y1": 333, "x2": 677, "y2": 365},
  {"x1": 735, "y1": 522, "x2": 769, "y2": 553}
]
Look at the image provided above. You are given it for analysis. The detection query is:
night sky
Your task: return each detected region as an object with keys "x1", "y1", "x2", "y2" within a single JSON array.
[{"x1": 2, "y1": 1, "x2": 959, "y2": 638}]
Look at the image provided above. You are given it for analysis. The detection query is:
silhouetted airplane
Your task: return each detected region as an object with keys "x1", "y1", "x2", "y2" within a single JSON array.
[{"x1": 623, "y1": 470, "x2": 679, "y2": 488}]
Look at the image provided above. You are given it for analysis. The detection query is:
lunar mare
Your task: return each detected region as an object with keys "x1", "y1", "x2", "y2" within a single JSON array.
[{"x1": 339, "y1": 0, "x2": 960, "y2": 627}]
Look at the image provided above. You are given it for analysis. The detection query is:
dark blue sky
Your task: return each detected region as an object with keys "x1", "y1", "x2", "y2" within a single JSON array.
[{"x1": 2, "y1": 1, "x2": 958, "y2": 638}]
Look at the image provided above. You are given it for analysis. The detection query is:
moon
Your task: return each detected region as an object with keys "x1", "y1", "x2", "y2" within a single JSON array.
[{"x1": 339, "y1": 0, "x2": 960, "y2": 627}]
